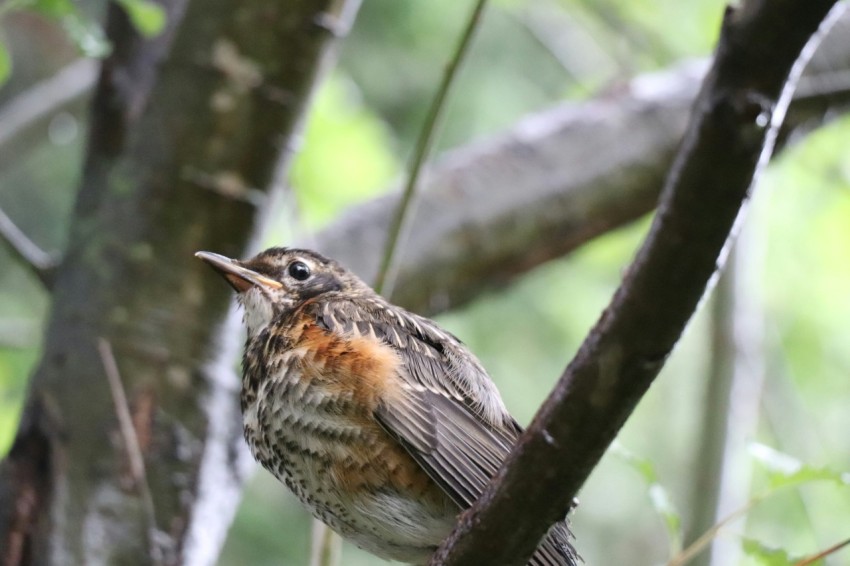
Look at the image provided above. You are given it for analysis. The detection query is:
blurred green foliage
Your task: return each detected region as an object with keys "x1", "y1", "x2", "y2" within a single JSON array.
[
  {"x1": 2, "y1": 0, "x2": 850, "y2": 564},
  {"x1": 289, "y1": 75, "x2": 398, "y2": 227},
  {"x1": 0, "y1": 41, "x2": 9, "y2": 84}
]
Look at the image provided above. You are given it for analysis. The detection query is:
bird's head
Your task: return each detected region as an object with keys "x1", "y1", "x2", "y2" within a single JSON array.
[{"x1": 196, "y1": 247, "x2": 368, "y2": 337}]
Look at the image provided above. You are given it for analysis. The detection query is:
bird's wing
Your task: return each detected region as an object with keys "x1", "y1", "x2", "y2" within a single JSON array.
[
  {"x1": 307, "y1": 295, "x2": 520, "y2": 508},
  {"x1": 307, "y1": 296, "x2": 580, "y2": 566}
]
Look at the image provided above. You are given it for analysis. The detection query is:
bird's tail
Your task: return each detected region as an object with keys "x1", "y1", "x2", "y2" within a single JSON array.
[{"x1": 529, "y1": 522, "x2": 581, "y2": 566}]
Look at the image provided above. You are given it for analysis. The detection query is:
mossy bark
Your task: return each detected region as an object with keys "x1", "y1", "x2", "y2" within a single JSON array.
[{"x1": 0, "y1": 0, "x2": 357, "y2": 563}]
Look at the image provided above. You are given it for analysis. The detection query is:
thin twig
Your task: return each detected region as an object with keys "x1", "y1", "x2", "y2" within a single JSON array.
[
  {"x1": 794, "y1": 536, "x2": 850, "y2": 566},
  {"x1": 372, "y1": 0, "x2": 489, "y2": 297},
  {"x1": 97, "y1": 338, "x2": 161, "y2": 565},
  {"x1": 309, "y1": 519, "x2": 341, "y2": 566},
  {"x1": 673, "y1": 495, "x2": 850, "y2": 566},
  {"x1": 0, "y1": 207, "x2": 58, "y2": 289},
  {"x1": 668, "y1": 495, "x2": 763, "y2": 566}
]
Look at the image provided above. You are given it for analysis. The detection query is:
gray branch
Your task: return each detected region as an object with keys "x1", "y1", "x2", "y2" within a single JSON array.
[{"x1": 314, "y1": 12, "x2": 850, "y2": 317}]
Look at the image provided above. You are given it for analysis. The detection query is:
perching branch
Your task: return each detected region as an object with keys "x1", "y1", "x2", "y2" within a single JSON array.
[{"x1": 430, "y1": 1, "x2": 844, "y2": 564}]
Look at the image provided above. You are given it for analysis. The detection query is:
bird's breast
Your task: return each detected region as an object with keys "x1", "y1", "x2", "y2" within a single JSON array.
[{"x1": 241, "y1": 320, "x2": 441, "y2": 503}]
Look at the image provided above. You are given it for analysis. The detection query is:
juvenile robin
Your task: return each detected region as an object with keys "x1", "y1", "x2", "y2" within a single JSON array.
[{"x1": 196, "y1": 247, "x2": 579, "y2": 565}]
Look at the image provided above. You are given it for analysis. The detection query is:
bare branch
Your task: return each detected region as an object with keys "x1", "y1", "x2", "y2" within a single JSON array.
[
  {"x1": 0, "y1": 207, "x2": 57, "y2": 288},
  {"x1": 670, "y1": 495, "x2": 761, "y2": 566},
  {"x1": 97, "y1": 338, "x2": 160, "y2": 565},
  {"x1": 431, "y1": 1, "x2": 844, "y2": 564},
  {"x1": 794, "y1": 537, "x2": 850, "y2": 566}
]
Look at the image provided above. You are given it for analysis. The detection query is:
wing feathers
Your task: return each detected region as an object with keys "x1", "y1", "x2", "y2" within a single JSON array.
[{"x1": 377, "y1": 387, "x2": 513, "y2": 508}]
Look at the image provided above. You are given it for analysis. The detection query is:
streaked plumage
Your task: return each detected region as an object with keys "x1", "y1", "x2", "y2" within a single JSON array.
[{"x1": 196, "y1": 247, "x2": 579, "y2": 565}]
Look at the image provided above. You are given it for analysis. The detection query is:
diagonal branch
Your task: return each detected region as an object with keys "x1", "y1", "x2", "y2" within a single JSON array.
[{"x1": 430, "y1": 1, "x2": 844, "y2": 564}]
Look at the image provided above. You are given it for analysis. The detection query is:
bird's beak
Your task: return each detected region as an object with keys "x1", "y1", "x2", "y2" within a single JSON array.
[{"x1": 195, "y1": 251, "x2": 283, "y2": 293}]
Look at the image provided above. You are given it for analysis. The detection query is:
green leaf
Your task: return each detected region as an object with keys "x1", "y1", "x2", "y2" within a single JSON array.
[
  {"x1": 741, "y1": 537, "x2": 797, "y2": 566},
  {"x1": 0, "y1": 42, "x2": 10, "y2": 87},
  {"x1": 749, "y1": 443, "x2": 850, "y2": 489},
  {"x1": 610, "y1": 442, "x2": 659, "y2": 483},
  {"x1": 116, "y1": 0, "x2": 166, "y2": 38}
]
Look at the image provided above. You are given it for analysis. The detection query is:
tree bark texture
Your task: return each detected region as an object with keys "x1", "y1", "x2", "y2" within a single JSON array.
[{"x1": 0, "y1": 0, "x2": 358, "y2": 564}]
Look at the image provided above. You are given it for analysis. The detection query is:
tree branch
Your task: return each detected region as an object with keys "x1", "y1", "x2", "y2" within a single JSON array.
[
  {"x1": 1, "y1": 18, "x2": 849, "y2": 311},
  {"x1": 430, "y1": 1, "x2": 844, "y2": 564},
  {"x1": 314, "y1": 8, "x2": 850, "y2": 317}
]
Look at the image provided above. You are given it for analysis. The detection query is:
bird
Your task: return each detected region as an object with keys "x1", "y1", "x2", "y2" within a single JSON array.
[{"x1": 196, "y1": 246, "x2": 580, "y2": 565}]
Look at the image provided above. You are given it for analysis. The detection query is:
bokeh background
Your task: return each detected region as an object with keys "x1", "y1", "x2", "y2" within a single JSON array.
[{"x1": 1, "y1": 0, "x2": 849, "y2": 564}]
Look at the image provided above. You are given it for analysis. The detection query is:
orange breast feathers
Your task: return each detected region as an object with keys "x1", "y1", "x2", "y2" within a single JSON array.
[
  {"x1": 295, "y1": 322, "x2": 409, "y2": 414},
  {"x1": 294, "y1": 322, "x2": 439, "y2": 497}
]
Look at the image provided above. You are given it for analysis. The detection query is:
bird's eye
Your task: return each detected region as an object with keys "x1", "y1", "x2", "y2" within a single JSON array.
[{"x1": 287, "y1": 261, "x2": 311, "y2": 281}]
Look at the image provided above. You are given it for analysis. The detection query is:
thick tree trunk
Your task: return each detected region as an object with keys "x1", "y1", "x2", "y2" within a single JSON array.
[{"x1": 0, "y1": 0, "x2": 358, "y2": 564}]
